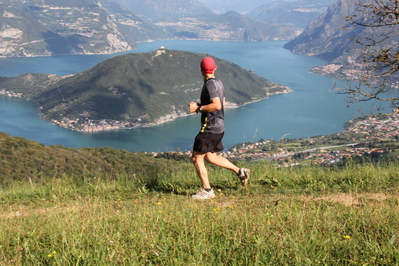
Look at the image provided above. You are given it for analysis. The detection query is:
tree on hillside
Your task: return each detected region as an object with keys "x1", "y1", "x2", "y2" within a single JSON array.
[{"x1": 335, "y1": 0, "x2": 399, "y2": 114}]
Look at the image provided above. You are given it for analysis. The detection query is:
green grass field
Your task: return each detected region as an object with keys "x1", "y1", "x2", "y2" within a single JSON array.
[{"x1": 1, "y1": 161, "x2": 398, "y2": 265}]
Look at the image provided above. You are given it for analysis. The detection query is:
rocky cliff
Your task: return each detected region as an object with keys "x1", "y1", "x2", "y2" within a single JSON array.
[
  {"x1": 0, "y1": 0, "x2": 137, "y2": 57},
  {"x1": 283, "y1": 0, "x2": 360, "y2": 61},
  {"x1": 283, "y1": 0, "x2": 399, "y2": 86}
]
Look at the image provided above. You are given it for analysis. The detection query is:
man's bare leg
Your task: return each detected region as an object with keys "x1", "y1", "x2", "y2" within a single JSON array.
[
  {"x1": 192, "y1": 151, "x2": 211, "y2": 189},
  {"x1": 192, "y1": 151, "x2": 250, "y2": 191},
  {"x1": 205, "y1": 152, "x2": 250, "y2": 186},
  {"x1": 204, "y1": 152, "x2": 240, "y2": 174}
]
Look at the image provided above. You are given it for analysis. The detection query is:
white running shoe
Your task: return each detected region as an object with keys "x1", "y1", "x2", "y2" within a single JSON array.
[
  {"x1": 237, "y1": 168, "x2": 250, "y2": 186},
  {"x1": 191, "y1": 189, "x2": 216, "y2": 199}
]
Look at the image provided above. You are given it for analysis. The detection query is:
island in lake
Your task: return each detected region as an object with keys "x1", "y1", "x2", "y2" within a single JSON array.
[{"x1": 0, "y1": 48, "x2": 291, "y2": 132}]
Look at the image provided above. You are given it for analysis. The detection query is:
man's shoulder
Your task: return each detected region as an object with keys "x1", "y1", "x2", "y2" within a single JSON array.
[{"x1": 206, "y1": 78, "x2": 223, "y2": 86}]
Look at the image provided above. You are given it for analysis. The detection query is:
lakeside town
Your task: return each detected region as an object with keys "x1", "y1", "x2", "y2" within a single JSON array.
[
  {"x1": 0, "y1": 89, "x2": 22, "y2": 98},
  {"x1": 169, "y1": 113, "x2": 399, "y2": 166}
]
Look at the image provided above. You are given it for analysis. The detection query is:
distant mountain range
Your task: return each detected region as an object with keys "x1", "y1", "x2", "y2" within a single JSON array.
[
  {"x1": 6, "y1": 0, "x2": 396, "y2": 84},
  {"x1": 0, "y1": 0, "x2": 338, "y2": 58},
  {"x1": 247, "y1": 0, "x2": 337, "y2": 30},
  {"x1": 198, "y1": 0, "x2": 290, "y2": 14},
  {"x1": 108, "y1": 0, "x2": 214, "y2": 21},
  {"x1": 0, "y1": 49, "x2": 289, "y2": 131}
]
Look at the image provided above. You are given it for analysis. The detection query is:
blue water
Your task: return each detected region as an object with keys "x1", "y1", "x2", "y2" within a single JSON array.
[{"x1": 0, "y1": 40, "x2": 396, "y2": 152}]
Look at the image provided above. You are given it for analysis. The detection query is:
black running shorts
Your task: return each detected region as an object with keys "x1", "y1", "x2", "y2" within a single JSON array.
[{"x1": 193, "y1": 132, "x2": 224, "y2": 153}]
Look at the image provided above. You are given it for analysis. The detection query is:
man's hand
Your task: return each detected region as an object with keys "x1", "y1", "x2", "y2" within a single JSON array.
[{"x1": 188, "y1": 102, "x2": 199, "y2": 113}]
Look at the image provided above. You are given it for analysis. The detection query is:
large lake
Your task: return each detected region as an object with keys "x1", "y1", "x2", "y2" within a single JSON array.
[{"x1": 0, "y1": 40, "x2": 396, "y2": 152}]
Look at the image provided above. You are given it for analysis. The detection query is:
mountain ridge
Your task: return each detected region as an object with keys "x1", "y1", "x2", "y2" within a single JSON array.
[
  {"x1": 0, "y1": 0, "x2": 303, "y2": 58},
  {"x1": 0, "y1": 0, "x2": 141, "y2": 57}
]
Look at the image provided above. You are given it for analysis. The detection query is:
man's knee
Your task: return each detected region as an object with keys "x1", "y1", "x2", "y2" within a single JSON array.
[{"x1": 192, "y1": 152, "x2": 205, "y2": 164}]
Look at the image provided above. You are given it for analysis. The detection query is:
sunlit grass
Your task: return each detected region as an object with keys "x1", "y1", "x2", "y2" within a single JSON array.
[{"x1": 1, "y1": 161, "x2": 399, "y2": 265}]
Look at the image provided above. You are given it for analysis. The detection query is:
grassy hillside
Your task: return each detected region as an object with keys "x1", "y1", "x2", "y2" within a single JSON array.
[
  {"x1": 0, "y1": 132, "x2": 398, "y2": 265},
  {"x1": 0, "y1": 132, "x2": 171, "y2": 184}
]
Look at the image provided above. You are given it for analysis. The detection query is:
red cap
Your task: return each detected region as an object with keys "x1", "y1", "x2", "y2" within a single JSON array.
[{"x1": 200, "y1": 57, "x2": 217, "y2": 74}]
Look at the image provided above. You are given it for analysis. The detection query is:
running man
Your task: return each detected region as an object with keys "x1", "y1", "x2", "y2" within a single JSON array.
[{"x1": 188, "y1": 57, "x2": 250, "y2": 199}]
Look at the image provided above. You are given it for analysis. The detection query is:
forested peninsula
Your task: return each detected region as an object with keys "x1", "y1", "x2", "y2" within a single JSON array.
[{"x1": 0, "y1": 48, "x2": 290, "y2": 132}]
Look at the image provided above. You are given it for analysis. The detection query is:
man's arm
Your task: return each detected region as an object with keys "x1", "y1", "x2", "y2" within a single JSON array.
[
  {"x1": 188, "y1": 98, "x2": 222, "y2": 113},
  {"x1": 201, "y1": 98, "x2": 222, "y2": 112}
]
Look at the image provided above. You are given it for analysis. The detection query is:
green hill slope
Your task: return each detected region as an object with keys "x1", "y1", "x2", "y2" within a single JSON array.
[{"x1": 0, "y1": 131, "x2": 170, "y2": 183}]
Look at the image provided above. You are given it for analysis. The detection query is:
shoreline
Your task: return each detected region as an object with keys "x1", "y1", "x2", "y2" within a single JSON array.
[
  {"x1": 1, "y1": 86, "x2": 292, "y2": 133},
  {"x1": 47, "y1": 86, "x2": 293, "y2": 132}
]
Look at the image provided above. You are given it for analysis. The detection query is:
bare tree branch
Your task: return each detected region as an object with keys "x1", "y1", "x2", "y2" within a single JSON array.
[{"x1": 337, "y1": 0, "x2": 399, "y2": 115}]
